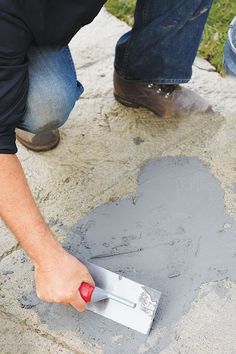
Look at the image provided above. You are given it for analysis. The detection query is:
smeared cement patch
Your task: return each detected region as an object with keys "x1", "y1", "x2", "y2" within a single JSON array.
[{"x1": 32, "y1": 157, "x2": 236, "y2": 353}]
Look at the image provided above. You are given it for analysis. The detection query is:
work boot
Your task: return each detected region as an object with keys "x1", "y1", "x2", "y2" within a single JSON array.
[
  {"x1": 113, "y1": 71, "x2": 213, "y2": 117},
  {"x1": 16, "y1": 129, "x2": 60, "y2": 152}
]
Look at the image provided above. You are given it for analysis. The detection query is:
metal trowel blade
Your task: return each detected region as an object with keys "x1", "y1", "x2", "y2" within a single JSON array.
[{"x1": 84, "y1": 262, "x2": 161, "y2": 335}]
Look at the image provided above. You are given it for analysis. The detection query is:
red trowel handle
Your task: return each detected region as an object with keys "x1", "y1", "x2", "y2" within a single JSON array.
[
  {"x1": 79, "y1": 282, "x2": 136, "y2": 308},
  {"x1": 79, "y1": 282, "x2": 95, "y2": 303}
]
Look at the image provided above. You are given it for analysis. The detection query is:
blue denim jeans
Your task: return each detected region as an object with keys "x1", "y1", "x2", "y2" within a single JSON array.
[
  {"x1": 115, "y1": 0, "x2": 214, "y2": 83},
  {"x1": 21, "y1": 0, "x2": 213, "y2": 133},
  {"x1": 18, "y1": 46, "x2": 83, "y2": 133}
]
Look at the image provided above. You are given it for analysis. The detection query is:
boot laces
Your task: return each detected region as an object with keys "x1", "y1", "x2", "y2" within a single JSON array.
[{"x1": 147, "y1": 83, "x2": 177, "y2": 98}]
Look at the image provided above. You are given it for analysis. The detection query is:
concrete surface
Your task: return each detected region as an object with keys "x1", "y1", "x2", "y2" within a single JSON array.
[
  {"x1": 0, "y1": 8, "x2": 236, "y2": 354},
  {"x1": 0, "y1": 315, "x2": 72, "y2": 354}
]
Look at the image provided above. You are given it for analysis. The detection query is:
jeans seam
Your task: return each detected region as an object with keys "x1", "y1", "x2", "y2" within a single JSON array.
[
  {"x1": 122, "y1": 78, "x2": 190, "y2": 84},
  {"x1": 65, "y1": 46, "x2": 84, "y2": 99},
  {"x1": 143, "y1": 1, "x2": 151, "y2": 25},
  {"x1": 65, "y1": 47, "x2": 77, "y2": 83},
  {"x1": 120, "y1": 1, "x2": 151, "y2": 77},
  {"x1": 119, "y1": 37, "x2": 133, "y2": 77},
  {"x1": 149, "y1": 79, "x2": 190, "y2": 83}
]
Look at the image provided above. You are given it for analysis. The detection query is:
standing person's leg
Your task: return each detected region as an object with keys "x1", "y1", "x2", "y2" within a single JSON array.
[
  {"x1": 17, "y1": 46, "x2": 83, "y2": 152},
  {"x1": 114, "y1": 0, "x2": 214, "y2": 117}
]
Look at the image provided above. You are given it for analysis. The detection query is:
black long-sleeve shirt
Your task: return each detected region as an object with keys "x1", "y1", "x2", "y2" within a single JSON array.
[{"x1": 0, "y1": 0, "x2": 105, "y2": 153}]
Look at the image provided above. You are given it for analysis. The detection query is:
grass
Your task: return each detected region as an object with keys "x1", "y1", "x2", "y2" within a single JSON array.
[{"x1": 106, "y1": 0, "x2": 236, "y2": 75}]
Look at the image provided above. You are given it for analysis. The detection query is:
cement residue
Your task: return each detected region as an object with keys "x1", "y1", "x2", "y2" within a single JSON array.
[
  {"x1": 139, "y1": 288, "x2": 157, "y2": 317},
  {"x1": 31, "y1": 157, "x2": 236, "y2": 353}
]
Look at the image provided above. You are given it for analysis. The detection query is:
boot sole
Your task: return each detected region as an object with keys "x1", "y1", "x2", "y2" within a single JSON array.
[
  {"x1": 114, "y1": 93, "x2": 166, "y2": 117},
  {"x1": 16, "y1": 133, "x2": 60, "y2": 152},
  {"x1": 114, "y1": 93, "x2": 210, "y2": 119},
  {"x1": 114, "y1": 93, "x2": 141, "y2": 109}
]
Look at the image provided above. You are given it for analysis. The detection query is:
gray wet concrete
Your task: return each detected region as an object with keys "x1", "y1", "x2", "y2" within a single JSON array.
[
  {"x1": 30, "y1": 157, "x2": 236, "y2": 353},
  {"x1": 0, "y1": 8, "x2": 236, "y2": 354}
]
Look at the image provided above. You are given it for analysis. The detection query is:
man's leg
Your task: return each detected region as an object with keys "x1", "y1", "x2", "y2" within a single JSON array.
[
  {"x1": 17, "y1": 46, "x2": 83, "y2": 152},
  {"x1": 114, "y1": 0, "x2": 214, "y2": 117}
]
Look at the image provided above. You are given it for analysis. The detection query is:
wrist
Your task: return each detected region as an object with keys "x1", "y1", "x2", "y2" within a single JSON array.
[{"x1": 30, "y1": 231, "x2": 65, "y2": 268}]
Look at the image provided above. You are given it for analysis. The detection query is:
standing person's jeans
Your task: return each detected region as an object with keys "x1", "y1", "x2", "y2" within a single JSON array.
[
  {"x1": 20, "y1": 0, "x2": 213, "y2": 132},
  {"x1": 115, "y1": 0, "x2": 214, "y2": 83}
]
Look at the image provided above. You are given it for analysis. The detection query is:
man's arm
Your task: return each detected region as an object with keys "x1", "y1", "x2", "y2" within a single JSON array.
[
  {"x1": 0, "y1": 154, "x2": 94, "y2": 311},
  {"x1": 0, "y1": 11, "x2": 93, "y2": 311}
]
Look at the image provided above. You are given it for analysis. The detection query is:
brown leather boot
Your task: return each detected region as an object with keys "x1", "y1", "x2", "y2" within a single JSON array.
[
  {"x1": 16, "y1": 129, "x2": 60, "y2": 152},
  {"x1": 114, "y1": 71, "x2": 213, "y2": 117}
]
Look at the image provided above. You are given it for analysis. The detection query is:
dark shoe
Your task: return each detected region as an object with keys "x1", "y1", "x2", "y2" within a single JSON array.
[
  {"x1": 114, "y1": 71, "x2": 213, "y2": 117},
  {"x1": 16, "y1": 129, "x2": 60, "y2": 152}
]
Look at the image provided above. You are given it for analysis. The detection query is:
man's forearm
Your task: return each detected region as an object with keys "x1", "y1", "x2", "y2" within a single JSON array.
[
  {"x1": 0, "y1": 154, "x2": 61, "y2": 266},
  {"x1": 0, "y1": 154, "x2": 94, "y2": 311}
]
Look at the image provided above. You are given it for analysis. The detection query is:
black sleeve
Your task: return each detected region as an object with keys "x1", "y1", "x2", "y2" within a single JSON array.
[{"x1": 0, "y1": 11, "x2": 31, "y2": 154}]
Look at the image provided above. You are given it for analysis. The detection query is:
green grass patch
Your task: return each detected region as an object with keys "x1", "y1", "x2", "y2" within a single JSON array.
[{"x1": 106, "y1": 0, "x2": 236, "y2": 75}]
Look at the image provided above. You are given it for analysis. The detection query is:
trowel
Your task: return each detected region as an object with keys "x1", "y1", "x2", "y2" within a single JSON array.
[{"x1": 79, "y1": 262, "x2": 161, "y2": 335}]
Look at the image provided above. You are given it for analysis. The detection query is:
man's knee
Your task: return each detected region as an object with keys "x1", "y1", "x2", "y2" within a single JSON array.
[{"x1": 23, "y1": 79, "x2": 83, "y2": 134}]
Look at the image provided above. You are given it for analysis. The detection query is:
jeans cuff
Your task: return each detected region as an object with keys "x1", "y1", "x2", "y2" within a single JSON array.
[
  {"x1": 114, "y1": 65, "x2": 190, "y2": 84},
  {"x1": 147, "y1": 78, "x2": 190, "y2": 84}
]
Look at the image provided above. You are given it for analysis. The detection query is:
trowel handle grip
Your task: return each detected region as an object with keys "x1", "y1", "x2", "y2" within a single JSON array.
[{"x1": 79, "y1": 282, "x2": 95, "y2": 303}]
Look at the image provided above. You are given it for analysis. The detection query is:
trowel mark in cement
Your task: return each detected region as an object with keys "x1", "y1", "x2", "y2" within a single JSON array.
[{"x1": 33, "y1": 157, "x2": 236, "y2": 353}]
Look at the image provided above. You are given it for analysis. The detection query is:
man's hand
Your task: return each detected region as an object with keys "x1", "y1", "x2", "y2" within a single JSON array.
[
  {"x1": 0, "y1": 154, "x2": 94, "y2": 312},
  {"x1": 35, "y1": 248, "x2": 94, "y2": 312}
]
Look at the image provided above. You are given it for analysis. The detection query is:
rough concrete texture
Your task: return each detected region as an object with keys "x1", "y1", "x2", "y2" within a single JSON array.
[
  {"x1": 0, "y1": 8, "x2": 236, "y2": 354},
  {"x1": 0, "y1": 315, "x2": 72, "y2": 354}
]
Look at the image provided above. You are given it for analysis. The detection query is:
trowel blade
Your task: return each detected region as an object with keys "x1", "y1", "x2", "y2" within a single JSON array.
[{"x1": 84, "y1": 262, "x2": 161, "y2": 335}]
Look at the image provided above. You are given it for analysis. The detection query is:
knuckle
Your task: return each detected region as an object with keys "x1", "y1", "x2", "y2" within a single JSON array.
[
  {"x1": 55, "y1": 298, "x2": 65, "y2": 304},
  {"x1": 36, "y1": 291, "x2": 46, "y2": 302},
  {"x1": 66, "y1": 292, "x2": 75, "y2": 302},
  {"x1": 80, "y1": 270, "x2": 88, "y2": 278},
  {"x1": 37, "y1": 294, "x2": 44, "y2": 301},
  {"x1": 55, "y1": 291, "x2": 75, "y2": 304},
  {"x1": 54, "y1": 294, "x2": 66, "y2": 304},
  {"x1": 82, "y1": 271, "x2": 94, "y2": 281}
]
